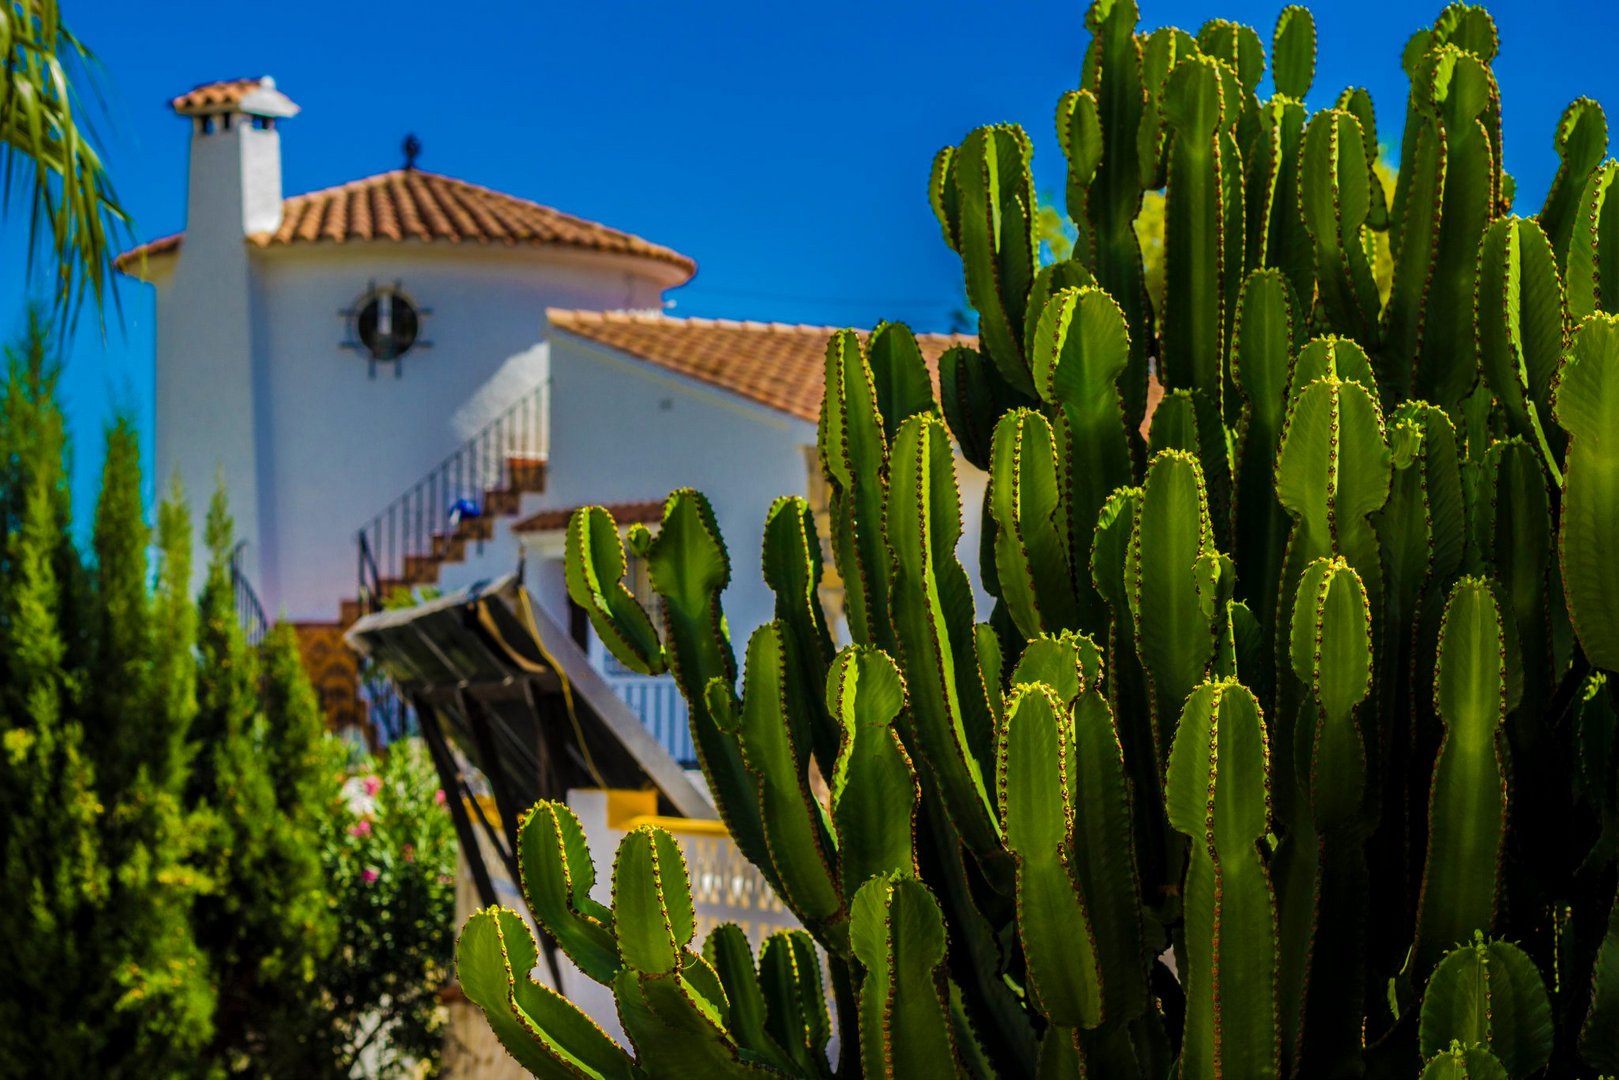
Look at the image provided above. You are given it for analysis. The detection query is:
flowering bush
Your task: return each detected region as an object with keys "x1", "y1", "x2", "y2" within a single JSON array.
[{"x1": 309, "y1": 737, "x2": 457, "y2": 1077}]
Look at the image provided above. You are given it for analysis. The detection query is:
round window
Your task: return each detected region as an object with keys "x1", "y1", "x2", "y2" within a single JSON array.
[{"x1": 356, "y1": 289, "x2": 419, "y2": 361}]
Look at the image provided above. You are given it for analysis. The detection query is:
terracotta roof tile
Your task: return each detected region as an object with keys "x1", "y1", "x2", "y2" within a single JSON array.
[
  {"x1": 546, "y1": 309, "x2": 975, "y2": 423},
  {"x1": 513, "y1": 499, "x2": 666, "y2": 535},
  {"x1": 548, "y1": 308, "x2": 1167, "y2": 431},
  {"x1": 115, "y1": 169, "x2": 695, "y2": 281},
  {"x1": 170, "y1": 78, "x2": 265, "y2": 113}
]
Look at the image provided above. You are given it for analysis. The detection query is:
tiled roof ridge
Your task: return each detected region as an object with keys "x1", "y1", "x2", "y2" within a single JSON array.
[
  {"x1": 115, "y1": 168, "x2": 695, "y2": 278},
  {"x1": 546, "y1": 307, "x2": 975, "y2": 423},
  {"x1": 170, "y1": 77, "x2": 266, "y2": 112},
  {"x1": 547, "y1": 307, "x2": 972, "y2": 343}
]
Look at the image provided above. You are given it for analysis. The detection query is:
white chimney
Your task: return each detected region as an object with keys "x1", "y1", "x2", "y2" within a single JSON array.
[{"x1": 175, "y1": 76, "x2": 300, "y2": 242}]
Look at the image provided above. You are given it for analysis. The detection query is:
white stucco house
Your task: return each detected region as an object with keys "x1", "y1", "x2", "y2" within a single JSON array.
[{"x1": 117, "y1": 76, "x2": 982, "y2": 742}]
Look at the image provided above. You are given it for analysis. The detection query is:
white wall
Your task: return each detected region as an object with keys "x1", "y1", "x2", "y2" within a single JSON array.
[
  {"x1": 461, "y1": 326, "x2": 996, "y2": 662},
  {"x1": 444, "y1": 328, "x2": 818, "y2": 651},
  {"x1": 160, "y1": 238, "x2": 669, "y2": 622}
]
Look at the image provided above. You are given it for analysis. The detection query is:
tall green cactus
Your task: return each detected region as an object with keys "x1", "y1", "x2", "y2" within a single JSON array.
[{"x1": 463, "y1": 3, "x2": 1619, "y2": 1076}]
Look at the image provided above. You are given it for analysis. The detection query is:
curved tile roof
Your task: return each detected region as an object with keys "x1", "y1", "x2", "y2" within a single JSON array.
[
  {"x1": 170, "y1": 77, "x2": 269, "y2": 114},
  {"x1": 115, "y1": 169, "x2": 695, "y2": 281},
  {"x1": 546, "y1": 309, "x2": 974, "y2": 422}
]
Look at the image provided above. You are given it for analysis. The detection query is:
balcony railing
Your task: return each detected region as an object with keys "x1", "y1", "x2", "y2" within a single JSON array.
[{"x1": 356, "y1": 379, "x2": 549, "y2": 614}]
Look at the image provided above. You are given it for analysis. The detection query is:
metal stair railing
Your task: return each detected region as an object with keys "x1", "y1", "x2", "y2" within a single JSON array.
[
  {"x1": 355, "y1": 379, "x2": 549, "y2": 612},
  {"x1": 229, "y1": 542, "x2": 270, "y2": 647}
]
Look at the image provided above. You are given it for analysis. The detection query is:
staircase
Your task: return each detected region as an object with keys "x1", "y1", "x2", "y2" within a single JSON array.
[{"x1": 343, "y1": 380, "x2": 550, "y2": 626}]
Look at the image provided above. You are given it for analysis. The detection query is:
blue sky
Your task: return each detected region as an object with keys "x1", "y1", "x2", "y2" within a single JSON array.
[{"x1": 1, "y1": 0, "x2": 1611, "y2": 515}]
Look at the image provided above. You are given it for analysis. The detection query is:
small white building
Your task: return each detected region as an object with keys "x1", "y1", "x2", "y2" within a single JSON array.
[{"x1": 118, "y1": 76, "x2": 980, "y2": 737}]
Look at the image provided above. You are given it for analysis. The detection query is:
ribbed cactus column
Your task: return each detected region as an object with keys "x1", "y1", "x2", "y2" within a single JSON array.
[{"x1": 458, "y1": 2, "x2": 1619, "y2": 1075}]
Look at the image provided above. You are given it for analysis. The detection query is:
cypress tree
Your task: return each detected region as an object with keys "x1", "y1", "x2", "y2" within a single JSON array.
[
  {"x1": 191, "y1": 487, "x2": 335, "y2": 1072},
  {"x1": 88, "y1": 427, "x2": 214, "y2": 1074},
  {"x1": 0, "y1": 360, "x2": 107, "y2": 1073}
]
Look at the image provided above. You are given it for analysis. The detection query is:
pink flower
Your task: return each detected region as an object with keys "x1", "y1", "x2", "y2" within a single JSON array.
[
  {"x1": 434, "y1": 789, "x2": 447, "y2": 806},
  {"x1": 349, "y1": 819, "x2": 373, "y2": 838},
  {"x1": 361, "y1": 867, "x2": 379, "y2": 885},
  {"x1": 403, "y1": 843, "x2": 416, "y2": 863},
  {"x1": 362, "y1": 776, "x2": 382, "y2": 797}
]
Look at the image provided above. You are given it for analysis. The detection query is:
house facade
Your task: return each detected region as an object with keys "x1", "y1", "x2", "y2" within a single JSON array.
[{"x1": 117, "y1": 75, "x2": 984, "y2": 746}]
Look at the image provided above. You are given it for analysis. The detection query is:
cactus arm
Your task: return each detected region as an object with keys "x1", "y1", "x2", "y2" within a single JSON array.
[
  {"x1": 1475, "y1": 218, "x2": 1568, "y2": 478},
  {"x1": 643, "y1": 490, "x2": 772, "y2": 878},
  {"x1": 1059, "y1": 89, "x2": 1104, "y2": 267},
  {"x1": 1032, "y1": 285, "x2": 1136, "y2": 624},
  {"x1": 1415, "y1": 48, "x2": 1500, "y2": 415},
  {"x1": 1287, "y1": 336, "x2": 1377, "y2": 401},
  {"x1": 1093, "y1": 486, "x2": 1167, "y2": 899},
  {"x1": 956, "y1": 125, "x2": 1039, "y2": 395},
  {"x1": 931, "y1": 145, "x2": 960, "y2": 252},
  {"x1": 1274, "y1": 374, "x2": 1391, "y2": 672},
  {"x1": 1539, "y1": 99, "x2": 1608, "y2": 271},
  {"x1": 1284, "y1": 558, "x2": 1374, "y2": 1075},
  {"x1": 1082, "y1": 0, "x2": 1153, "y2": 430},
  {"x1": 1009, "y1": 629, "x2": 1103, "y2": 706},
  {"x1": 887, "y1": 414, "x2": 1004, "y2": 860},
  {"x1": 1337, "y1": 87, "x2": 1391, "y2": 230},
  {"x1": 1136, "y1": 26, "x2": 1198, "y2": 190},
  {"x1": 819, "y1": 329, "x2": 895, "y2": 649},
  {"x1": 1262, "y1": 96, "x2": 1316, "y2": 309},
  {"x1": 1564, "y1": 161, "x2": 1618, "y2": 320},
  {"x1": 1024, "y1": 260, "x2": 1098, "y2": 363},
  {"x1": 1420, "y1": 1044, "x2": 1510, "y2": 1080},
  {"x1": 1166, "y1": 679, "x2": 1281, "y2": 1079},
  {"x1": 1271, "y1": 7, "x2": 1315, "y2": 100},
  {"x1": 1161, "y1": 55, "x2": 1229, "y2": 411},
  {"x1": 734, "y1": 624, "x2": 844, "y2": 933},
  {"x1": 1381, "y1": 114, "x2": 1445, "y2": 402},
  {"x1": 1419, "y1": 937, "x2": 1554, "y2": 1078},
  {"x1": 1582, "y1": 881, "x2": 1619, "y2": 1071},
  {"x1": 458, "y1": 907, "x2": 641, "y2": 1080},
  {"x1": 1413, "y1": 579, "x2": 1511, "y2": 977},
  {"x1": 758, "y1": 932, "x2": 833, "y2": 1078},
  {"x1": 998, "y1": 683, "x2": 1105, "y2": 1029},
  {"x1": 565, "y1": 506, "x2": 667, "y2": 676},
  {"x1": 1553, "y1": 313, "x2": 1619, "y2": 672},
  {"x1": 989, "y1": 408, "x2": 1081, "y2": 638},
  {"x1": 702, "y1": 924, "x2": 799, "y2": 1075},
  {"x1": 1481, "y1": 441, "x2": 1554, "y2": 712},
  {"x1": 1126, "y1": 450, "x2": 1219, "y2": 766},
  {"x1": 828, "y1": 645, "x2": 921, "y2": 892},
  {"x1": 761, "y1": 496, "x2": 840, "y2": 772},
  {"x1": 613, "y1": 965, "x2": 773, "y2": 1080},
  {"x1": 1300, "y1": 109, "x2": 1381, "y2": 349},
  {"x1": 939, "y1": 344, "x2": 1026, "y2": 474},
  {"x1": 1146, "y1": 388, "x2": 1198, "y2": 454},
  {"x1": 1231, "y1": 269, "x2": 1300, "y2": 653},
  {"x1": 1070, "y1": 686, "x2": 1150, "y2": 1024},
  {"x1": 610, "y1": 832, "x2": 776, "y2": 1078},
  {"x1": 518, "y1": 802, "x2": 621, "y2": 985},
  {"x1": 867, "y1": 322, "x2": 940, "y2": 442},
  {"x1": 850, "y1": 875, "x2": 964, "y2": 1079},
  {"x1": 611, "y1": 826, "x2": 695, "y2": 976}
]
